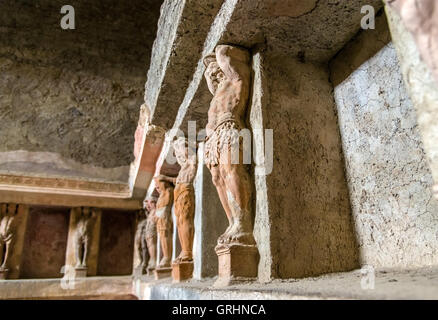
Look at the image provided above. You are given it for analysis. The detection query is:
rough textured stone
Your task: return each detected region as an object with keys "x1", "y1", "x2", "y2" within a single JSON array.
[
  {"x1": 249, "y1": 52, "x2": 274, "y2": 282},
  {"x1": 385, "y1": 5, "x2": 438, "y2": 199},
  {"x1": 137, "y1": 267, "x2": 438, "y2": 300},
  {"x1": 178, "y1": 0, "x2": 386, "y2": 136},
  {"x1": 216, "y1": 0, "x2": 383, "y2": 63},
  {"x1": 330, "y1": 11, "x2": 392, "y2": 87},
  {"x1": 146, "y1": 0, "x2": 225, "y2": 130},
  {"x1": 253, "y1": 51, "x2": 359, "y2": 279},
  {"x1": 0, "y1": 0, "x2": 162, "y2": 168},
  {"x1": 332, "y1": 23, "x2": 438, "y2": 268}
]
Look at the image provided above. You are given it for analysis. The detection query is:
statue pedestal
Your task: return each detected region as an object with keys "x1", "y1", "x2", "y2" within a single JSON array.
[
  {"x1": 154, "y1": 267, "x2": 172, "y2": 280},
  {"x1": 172, "y1": 261, "x2": 194, "y2": 283},
  {"x1": 74, "y1": 267, "x2": 88, "y2": 278},
  {"x1": 147, "y1": 267, "x2": 155, "y2": 276},
  {"x1": 214, "y1": 244, "x2": 259, "y2": 287},
  {"x1": 133, "y1": 265, "x2": 145, "y2": 278},
  {"x1": 0, "y1": 268, "x2": 9, "y2": 280}
]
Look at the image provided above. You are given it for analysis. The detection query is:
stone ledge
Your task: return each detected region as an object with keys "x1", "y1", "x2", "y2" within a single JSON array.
[
  {"x1": 134, "y1": 267, "x2": 438, "y2": 300},
  {"x1": 3, "y1": 268, "x2": 438, "y2": 300},
  {"x1": 0, "y1": 276, "x2": 135, "y2": 300}
]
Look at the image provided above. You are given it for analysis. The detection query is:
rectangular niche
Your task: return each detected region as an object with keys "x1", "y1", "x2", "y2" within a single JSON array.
[
  {"x1": 97, "y1": 209, "x2": 136, "y2": 276},
  {"x1": 20, "y1": 206, "x2": 70, "y2": 279}
]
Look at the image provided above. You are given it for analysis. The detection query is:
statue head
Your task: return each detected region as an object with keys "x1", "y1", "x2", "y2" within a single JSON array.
[
  {"x1": 143, "y1": 195, "x2": 157, "y2": 212},
  {"x1": 203, "y1": 53, "x2": 225, "y2": 94},
  {"x1": 81, "y1": 206, "x2": 92, "y2": 218},
  {"x1": 154, "y1": 175, "x2": 173, "y2": 194},
  {"x1": 6, "y1": 204, "x2": 18, "y2": 216}
]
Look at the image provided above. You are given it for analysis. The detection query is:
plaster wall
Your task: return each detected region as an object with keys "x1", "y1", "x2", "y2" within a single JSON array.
[
  {"x1": 253, "y1": 50, "x2": 359, "y2": 279},
  {"x1": 97, "y1": 209, "x2": 136, "y2": 276},
  {"x1": 20, "y1": 206, "x2": 69, "y2": 279},
  {"x1": 332, "y1": 31, "x2": 438, "y2": 268}
]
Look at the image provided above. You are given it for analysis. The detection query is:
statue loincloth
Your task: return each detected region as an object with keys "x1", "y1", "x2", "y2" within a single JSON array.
[
  {"x1": 0, "y1": 232, "x2": 13, "y2": 242},
  {"x1": 75, "y1": 233, "x2": 89, "y2": 243},
  {"x1": 156, "y1": 208, "x2": 172, "y2": 233},
  {"x1": 145, "y1": 216, "x2": 157, "y2": 240},
  {"x1": 174, "y1": 183, "x2": 195, "y2": 219},
  {"x1": 204, "y1": 117, "x2": 243, "y2": 169}
]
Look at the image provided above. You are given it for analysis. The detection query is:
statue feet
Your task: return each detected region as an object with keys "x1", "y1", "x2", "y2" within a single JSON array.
[
  {"x1": 218, "y1": 223, "x2": 256, "y2": 246},
  {"x1": 154, "y1": 257, "x2": 172, "y2": 279},
  {"x1": 158, "y1": 257, "x2": 171, "y2": 269},
  {"x1": 217, "y1": 223, "x2": 233, "y2": 244},
  {"x1": 75, "y1": 262, "x2": 87, "y2": 270},
  {"x1": 173, "y1": 251, "x2": 193, "y2": 264},
  {"x1": 147, "y1": 259, "x2": 156, "y2": 270}
]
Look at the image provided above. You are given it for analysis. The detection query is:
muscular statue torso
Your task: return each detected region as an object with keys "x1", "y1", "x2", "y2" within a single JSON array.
[
  {"x1": 202, "y1": 45, "x2": 256, "y2": 247},
  {"x1": 0, "y1": 215, "x2": 14, "y2": 240},
  {"x1": 0, "y1": 205, "x2": 16, "y2": 240},
  {"x1": 76, "y1": 217, "x2": 92, "y2": 238},
  {"x1": 207, "y1": 80, "x2": 247, "y2": 131},
  {"x1": 155, "y1": 188, "x2": 173, "y2": 219}
]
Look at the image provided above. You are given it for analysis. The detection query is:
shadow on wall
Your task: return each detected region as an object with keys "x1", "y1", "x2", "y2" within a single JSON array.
[
  {"x1": 330, "y1": 9, "x2": 390, "y2": 87},
  {"x1": 97, "y1": 209, "x2": 137, "y2": 276},
  {"x1": 256, "y1": 49, "x2": 360, "y2": 279}
]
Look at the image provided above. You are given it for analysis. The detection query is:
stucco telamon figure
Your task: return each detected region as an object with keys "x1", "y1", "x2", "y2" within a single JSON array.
[
  {"x1": 203, "y1": 45, "x2": 258, "y2": 286},
  {"x1": 144, "y1": 195, "x2": 158, "y2": 273},
  {"x1": 203, "y1": 45, "x2": 255, "y2": 247},
  {"x1": 133, "y1": 209, "x2": 149, "y2": 275},
  {"x1": 154, "y1": 175, "x2": 175, "y2": 271},
  {"x1": 74, "y1": 207, "x2": 96, "y2": 269},
  {"x1": 173, "y1": 137, "x2": 197, "y2": 263},
  {"x1": 0, "y1": 203, "x2": 18, "y2": 276},
  {"x1": 168, "y1": 137, "x2": 198, "y2": 282}
]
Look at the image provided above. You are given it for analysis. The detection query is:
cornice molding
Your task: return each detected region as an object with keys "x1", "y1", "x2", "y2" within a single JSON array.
[{"x1": 0, "y1": 174, "x2": 131, "y2": 198}]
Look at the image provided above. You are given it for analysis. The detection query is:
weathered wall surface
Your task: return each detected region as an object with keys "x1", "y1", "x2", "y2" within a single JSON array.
[
  {"x1": 256, "y1": 51, "x2": 359, "y2": 279},
  {"x1": 20, "y1": 206, "x2": 70, "y2": 279},
  {"x1": 384, "y1": 5, "x2": 438, "y2": 199},
  {"x1": 332, "y1": 20, "x2": 438, "y2": 268},
  {"x1": 0, "y1": 0, "x2": 161, "y2": 168},
  {"x1": 97, "y1": 210, "x2": 136, "y2": 276}
]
